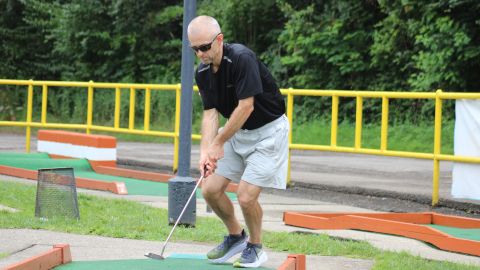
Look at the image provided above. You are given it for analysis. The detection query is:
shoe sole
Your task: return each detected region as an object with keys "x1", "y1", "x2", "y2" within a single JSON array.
[
  {"x1": 234, "y1": 250, "x2": 268, "y2": 268},
  {"x1": 208, "y1": 239, "x2": 248, "y2": 264}
]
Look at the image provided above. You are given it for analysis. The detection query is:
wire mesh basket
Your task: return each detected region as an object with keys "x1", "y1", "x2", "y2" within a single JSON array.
[{"x1": 35, "y1": 167, "x2": 80, "y2": 219}]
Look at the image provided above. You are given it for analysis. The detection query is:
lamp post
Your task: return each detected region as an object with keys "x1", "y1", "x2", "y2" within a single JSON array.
[{"x1": 168, "y1": 0, "x2": 197, "y2": 227}]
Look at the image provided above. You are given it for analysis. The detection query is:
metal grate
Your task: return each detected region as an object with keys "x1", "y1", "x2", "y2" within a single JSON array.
[{"x1": 35, "y1": 168, "x2": 80, "y2": 219}]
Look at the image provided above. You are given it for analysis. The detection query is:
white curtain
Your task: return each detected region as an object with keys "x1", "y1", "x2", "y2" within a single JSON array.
[{"x1": 452, "y1": 99, "x2": 480, "y2": 200}]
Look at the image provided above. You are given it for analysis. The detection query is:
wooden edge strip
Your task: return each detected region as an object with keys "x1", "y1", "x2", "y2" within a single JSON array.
[
  {"x1": 0, "y1": 165, "x2": 127, "y2": 195},
  {"x1": 342, "y1": 215, "x2": 450, "y2": 237},
  {"x1": 92, "y1": 164, "x2": 239, "y2": 193},
  {"x1": 0, "y1": 165, "x2": 37, "y2": 180},
  {"x1": 92, "y1": 165, "x2": 172, "y2": 183},
  {"x1": 283, "y1": 211, "x2": 480, "y2": 257},
  {"x1": 345, "y1": 215, "x2": 457, "y2": 246},
  {"x1": 432, "y1": 213, "x2": 480, "y2": 228},
  {"x1": 286, "y1": 212, "x2": 433, "y2": 224},
  {"x1": 4, "y1": 244, "x2": 71, "y2": 270},
  {"x1": 283, "y1": 212, "x2": 348, "y2": 229},
  {"x1": 76, "y1": 177, "x2": 128, "y2": 195},
  {"x1": 276, "y1": 254, "x2": 306, "y2": 270}
]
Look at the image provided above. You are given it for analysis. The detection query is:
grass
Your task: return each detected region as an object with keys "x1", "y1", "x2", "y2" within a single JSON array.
[{"x1": 1, "y1": 181, "x2": 478, "y2": 270}]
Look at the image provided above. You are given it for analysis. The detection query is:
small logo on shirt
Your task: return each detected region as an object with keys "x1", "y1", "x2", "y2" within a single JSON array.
[
  {"x1": 198, "y1": 65, "x2": 210, "y2": 73},
  {"x1": 223, "y1": 56, "x2": 232, "y2": 63}
]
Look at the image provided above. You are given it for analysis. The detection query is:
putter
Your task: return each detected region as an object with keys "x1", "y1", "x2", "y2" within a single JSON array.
[{"x1": 145, "y1": 171, "x2": 206, "y2": 260}]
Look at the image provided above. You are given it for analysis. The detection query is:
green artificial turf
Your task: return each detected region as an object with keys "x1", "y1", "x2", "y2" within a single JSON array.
[{"x1": 54, "y1": 257, "x2": 273, "y2": 270}]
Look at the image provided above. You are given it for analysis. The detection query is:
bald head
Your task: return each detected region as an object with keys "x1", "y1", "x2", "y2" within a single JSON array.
[
  {"x1": 188, "y1": 16, "x2": 224, "y2": 66},
  {"x1": 188, "y1": 16, "x2": 222, "y2": 39}
]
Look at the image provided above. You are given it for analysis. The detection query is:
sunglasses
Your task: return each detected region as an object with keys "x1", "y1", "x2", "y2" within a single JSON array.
[{"x1": 191, "y1": 33, "x2": 221, "y2": 53}]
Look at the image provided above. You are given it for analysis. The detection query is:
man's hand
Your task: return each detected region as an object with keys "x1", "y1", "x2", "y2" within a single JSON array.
[
  {"x1": 199, "y1": 142, "x2": 224, "y2": 178},
  {"x1": 199, "y1": 154, "x2": 209, "y2": 177},
  {"x1": 199, "y1": 154, "x2": 214, "y2": 178},
  {"x1": 207, "y1": 142, "x2": 224, "y2": 164}
]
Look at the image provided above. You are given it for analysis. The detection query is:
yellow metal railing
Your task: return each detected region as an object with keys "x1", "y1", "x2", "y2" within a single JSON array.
[
  {"x1": 0, "y1": 79, "x2": 182, "y2": 172},
  {"x1": 1, "y1": 79, "x2": 480, "y2": 205}
]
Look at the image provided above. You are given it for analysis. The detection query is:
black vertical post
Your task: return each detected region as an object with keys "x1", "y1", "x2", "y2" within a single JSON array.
[{"x1": 168, "y1": 0, "x2": 197, "y2": 227}]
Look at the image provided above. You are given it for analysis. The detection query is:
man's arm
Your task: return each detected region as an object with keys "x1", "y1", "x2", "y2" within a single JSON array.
[
  {"x1": 212, "y1": 97, "x2": 254, "y2": 146},
  {"x1": 200, "y1": 108, "x2": 219, "y2": 176},
  {"x1": 203, "y1": 97, "x2": 254, "y2": 176}
]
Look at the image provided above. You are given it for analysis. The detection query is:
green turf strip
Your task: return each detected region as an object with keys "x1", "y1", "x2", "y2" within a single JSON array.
[
  {"x1": 0, "y1": 153, "x2": 236, "y2": 199},
  {"x1": 53, "y1": 258, "x2": 273, "y2": 270},
  {"x1": 427, "y1": 224, "x2": 480, "y2": 241},
  {"x1": 0, "y1": 155, "x2": 92, "y2": 172},
  {"x1": 0, "y1": 152, "x2": 51, "y2": 159}
]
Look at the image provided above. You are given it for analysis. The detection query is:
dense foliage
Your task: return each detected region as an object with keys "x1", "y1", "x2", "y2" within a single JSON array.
[{"x1": 1, "y1": 0, "x2": 479, "y2": 123}]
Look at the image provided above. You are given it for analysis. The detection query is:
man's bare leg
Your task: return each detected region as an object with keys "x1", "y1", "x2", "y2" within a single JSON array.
[
  {"x1": 237, "y1": 180, "x2": 263, "y2": 244},
  {"x1": 201, "y1": 173, "x2": 243, "y2": 235}
]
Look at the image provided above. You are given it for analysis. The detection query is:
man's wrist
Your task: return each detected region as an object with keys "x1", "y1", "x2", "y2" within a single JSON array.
[{"x1": 212, "y1": 136, "x2": 224, "y2": 146}]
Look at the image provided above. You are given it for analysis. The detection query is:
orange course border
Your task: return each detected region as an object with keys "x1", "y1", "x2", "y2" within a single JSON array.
[
  {"x1": 91, "y1": 165, "x2": 239, "y2": 193},
  {"x1": 0, "y1": 165, "x2": 127, "y2": 195},
  {"x1": 283, "y1": 212, "x2": 480, "y2": 257},
  {"x1": 4, "y1": 244, "x2": 71, "y2": 270},
  {"x1": 4, "y1": 245, "x2": 304, "y2": 270},
  {"x1": 277, "y1": 254, "x2": 306, "y2": 270},
  {"x1": 0, "y1": 162, "x2": 238, "y2": 195}
]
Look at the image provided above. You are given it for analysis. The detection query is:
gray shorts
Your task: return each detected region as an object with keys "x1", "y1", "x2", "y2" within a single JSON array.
[{"x1": 216, "y1": 114, "x2": 289, "y2": 189}]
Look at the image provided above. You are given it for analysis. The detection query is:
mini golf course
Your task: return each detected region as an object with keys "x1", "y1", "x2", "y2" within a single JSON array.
[{"x1": 0, "y1": 152, "x2": 236, "y2": 199}]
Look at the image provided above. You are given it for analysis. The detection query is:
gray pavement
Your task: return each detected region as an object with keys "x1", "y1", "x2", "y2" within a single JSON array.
[{"x1": 1, "y1": 132, "x2": 480, "y2": 269}]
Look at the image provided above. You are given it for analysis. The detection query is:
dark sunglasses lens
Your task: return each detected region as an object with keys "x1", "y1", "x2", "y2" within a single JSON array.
[
  {"x1": 192, "y1": 43, "x2": 212, "y2": 53},
  {"x1": 198, "y1": 44, "x2": 211, "y2": 52}
]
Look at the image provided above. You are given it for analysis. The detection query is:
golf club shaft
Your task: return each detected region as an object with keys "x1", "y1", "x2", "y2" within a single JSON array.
[{"x1": 160, "y1": 174, "x2": 205, "y2": 257}]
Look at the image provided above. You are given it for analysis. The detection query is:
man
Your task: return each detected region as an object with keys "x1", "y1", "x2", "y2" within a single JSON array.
[{"x1": 187, "y1": 16, "x2": 289, "y2": 268}]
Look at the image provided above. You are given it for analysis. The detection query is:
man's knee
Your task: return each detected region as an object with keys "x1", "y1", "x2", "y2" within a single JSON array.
[
  {"x1": 201, "y1": 184, "x2": 220, "y2": 200},
  {"x1": 201, "y1": 174, "x2": 228, "y2": 200},
  {"x1": 237, "y1": 192, "x2": 257, "y2": 209}
]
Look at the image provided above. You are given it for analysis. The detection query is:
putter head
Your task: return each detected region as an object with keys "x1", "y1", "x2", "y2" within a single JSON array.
[{"x1": 144, "y1": 252, "x2": 165, "y2": 260}]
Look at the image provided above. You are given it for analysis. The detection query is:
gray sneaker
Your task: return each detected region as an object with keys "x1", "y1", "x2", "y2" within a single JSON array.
[
  {"x1": 233, "y1": 242, "x2": 268, "y2": 268},
  {"x1": 207, "y1": 229, "x2": 248, "y2": 263}
]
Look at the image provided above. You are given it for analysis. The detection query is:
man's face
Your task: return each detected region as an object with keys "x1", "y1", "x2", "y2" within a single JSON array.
[{"x1": 189, "y1": 32, "x2": 222, "y2": 65}]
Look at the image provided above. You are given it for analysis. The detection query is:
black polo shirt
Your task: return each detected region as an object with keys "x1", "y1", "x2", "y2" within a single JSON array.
[{"x1": 195, "y1": 43, "x2": 285, "y2": 130}]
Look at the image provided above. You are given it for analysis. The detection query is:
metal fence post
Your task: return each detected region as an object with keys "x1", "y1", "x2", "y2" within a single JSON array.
[
  {"x1": 432, "y1": 89, "x2": 443, "y2": 206},
  {"x1": 25, "y1": 80, "x2": 34, "y2": 152},
  {"x1": 86, "y1": 81, "x2": 94, "y2": 134},
  {"x1": 286, "y1": 88, "x2": 294, "y2": 187}
]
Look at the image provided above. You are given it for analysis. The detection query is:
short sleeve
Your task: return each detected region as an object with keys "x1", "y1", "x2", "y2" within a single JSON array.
[{"x1": 233, "y1": 53, "x2": 263, "y2": 99}]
